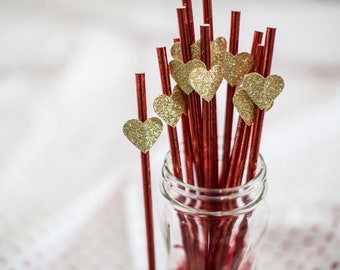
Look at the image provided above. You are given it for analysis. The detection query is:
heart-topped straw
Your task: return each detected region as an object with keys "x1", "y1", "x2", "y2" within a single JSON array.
[
  {"x1": 123, "y1": 74, "x2": 159, "y2": 270},
  {"x1": 122, "y1": 1, "x2": 285, "y2": 269}
]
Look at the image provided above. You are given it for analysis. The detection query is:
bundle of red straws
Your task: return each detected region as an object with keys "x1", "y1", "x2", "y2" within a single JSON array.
[{"x1": 123, "y1": 1, "x2": 284, "y2": 269}]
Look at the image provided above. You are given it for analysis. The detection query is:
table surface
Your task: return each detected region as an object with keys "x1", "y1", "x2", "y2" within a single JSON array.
[{"x1": 0, "y1": 0, "x2": 340, "y2": 269}]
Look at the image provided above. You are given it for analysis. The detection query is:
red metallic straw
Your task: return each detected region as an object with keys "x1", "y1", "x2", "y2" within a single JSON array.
[
  {"x1": 247, "y1": 27, "x2": 276, "y2": 181},
  {"x1": 210, "y1": 95, "x2": 218, "y2": 187},
  {"x1": 202, "y1": 0, "x2": 214, "y2": 39},
  {"x1": 220, "y1": 11, "x2": 241, "y2": 187},
  {"x1": 156, "y1": 47, "x2": 183, "y2": 180},
  {"x1": 135, "y1": 73, "x2": 155, "y2": 270},
  {"x1": 177, "y1": 7, "x2": 203, "y2": 186},
  {"x1": 181, "y1": 117, "x2": 195, "y2": 185},
  {"x1": 251, "y1": 31, "x2": 264, "y2": 58},
  {"x1": 170, "y1": 36, "x2": 194, "y2": 183},
  {"x1": 225, "y1": 31, "x2": 263, "y2": 188},
  {"x1": 202, "y1": 2, "x2": 218, "y2": 188},
  {"x1": 230, "y1": 38, "x2": 268, "y2": 270},
  {"x1": 182, "y1": 0, "x2": 195, "y2": 44},
  {"x1": 200, "y1": 24, "x2": 217, "y2": 268},
  {"x1": 263, "y1": 27, "x2": 276, "y2": 78},
  {"x1": 177, "y1": 7, "x2": 192, "y2": 62},
  {"x1": 233, "y1": 124, "x2": 252, "y2": 186},
  {"x1": 226, "y1": 118, "x2": 246, "y2": 188},
  {"x1": 200, "y1": 24, "x2": 219, "y2": 188},
  {"x1": 229, "y1": 11, "x2": 240, "y2": 53},
  {"x1": 212, "y1": 31, "x2": 264, "y2": 270}
]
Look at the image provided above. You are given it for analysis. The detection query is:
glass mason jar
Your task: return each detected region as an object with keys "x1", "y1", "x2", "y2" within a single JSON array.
[{"x1": 159, "y1": 149, "x2": 268, "y2": 270}]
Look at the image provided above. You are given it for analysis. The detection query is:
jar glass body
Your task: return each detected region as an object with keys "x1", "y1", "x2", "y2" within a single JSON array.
[{"x1": 159, "y1": 151, "x2": 268, "y2": 270}]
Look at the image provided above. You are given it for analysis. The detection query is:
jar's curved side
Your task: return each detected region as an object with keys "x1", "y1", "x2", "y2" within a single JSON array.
[
  {"x1": 161, "y1": 158, "x2": 267, "y2": 216},
  {"x1": 237, "y1": 201, "x2": 269, "y2": 270},
  {"x1": 158, "y1": 192, "x2": 269, "y2": 270},
  {"x1": 159, "y1": 146, "x2": 269, "y2": 270}
]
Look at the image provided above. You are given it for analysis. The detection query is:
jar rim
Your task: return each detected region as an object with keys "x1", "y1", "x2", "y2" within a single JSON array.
[{"x1": 162, "y1": 150, "x2": 267, "y2": 193}]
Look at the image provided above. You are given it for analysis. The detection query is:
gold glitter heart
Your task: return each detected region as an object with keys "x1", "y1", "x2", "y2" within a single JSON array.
[
  {"x1": 233, "y1": 86, "x2": 256, "y2": 125},
  {"x1": 169, "y1": 59, "x2": 206, "y2": 94},
  {"x1": 190, "y1": 36, "x2": 228, "y2": 61},
  {"x1": 153, "y1": 86, "x2": 187, "y2": 127},
  {"x1": 190, "y1": 41, "x2": 201, "y2": 60},
  {"x1": 243, "y1": 72, "x2": 284, "y2": 110},
  {"x1": 172, "y1": 85, "x2": 187, "y2": 115},
  {"x1": 210, "y1": 36, "x2": 228, "y2": 62},
  {"x1": 188, "y1": 65, "x2": 224, "y2": 102},
  {"x1": 123, "y1": 117, "x2": 163, "y2": 153},
  {"x1": 170, "y1": 42, "x2": 182, "y2": 61},
  {"x1": 213, "y1": 52, "x2": 254, "y2": 86}
]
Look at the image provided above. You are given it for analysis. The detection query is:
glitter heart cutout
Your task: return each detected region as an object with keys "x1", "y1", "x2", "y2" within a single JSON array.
[
  {"x1": 190, "y1": 41, "x2": 201, "y2": 60},
  {"x1": 233, "y1": 86, "x2": 256, "y2": 125},
  {"x1": 191, "y1": 36, "x2": 228, "y2": 61},
  {"x1": 211, "y1": 36, "x2": 228, "y2": 54},
  {"x1": 123, "y1": 117, "x2": 163, "y2": 153},
  {"x1": 170, "y1": 42, "x2": 182, "y2": 61},
  {"x1": 188, "y1": 65, "x2": 224, "y2": 102},
  {"x1": 169, "y1": 59, "x2": 206, "y2": 94},
  {"x1": 171, "y1": 85, "x2": 188, "y2": 115},
  {"x1": 243, "y1": 72, "x2": 284, "y2": 110},
  {"x1": 213, "y1": 52, "x2": 254, "y2": 86},
  {"x1": 153, "y1": 86, "x2": 187, "y2": 127}
]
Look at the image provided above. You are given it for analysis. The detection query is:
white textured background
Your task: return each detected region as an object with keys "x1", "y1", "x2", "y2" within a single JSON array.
[{"x1": 0, "y1": 0, "x2": 339, "y2": 269}]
